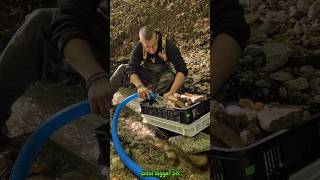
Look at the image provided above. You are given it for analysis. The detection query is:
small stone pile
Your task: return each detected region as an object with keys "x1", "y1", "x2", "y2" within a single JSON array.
[
  {"x1": 211, "y1": 99, "x2": 311, "y2": 147},
  {"x1": 150, "y1": 93, "x2": 207, "y2": 109}
]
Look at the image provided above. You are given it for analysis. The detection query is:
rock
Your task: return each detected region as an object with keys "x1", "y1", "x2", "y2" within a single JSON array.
[
  {"x1": 292, "y1": 66, "x2": 302, "y2": 76},
  {"x1": 189, "y1": 94, "x2": 206, "y2": 104},
  {"x1": 287, "y1": 0, "x2": 299, "y2": 6},
  {"x1": 257, "y1": 107, "x2": 304, "y2": 132},
  {"x1": 279, "y1": 86, "x2": 288, "y2": 98},
  {"x1": 188, "y1": 173, "x2": 209, "y2": 180},
  {"x1": 167, "y1": 96, "x2": 187, "y2": 108},
  {"x1": 254, "y1": 102, "x2": 265, "y2": 111},
  {"x1": 165, "y1": 150, "x2": 177, "y2": 160},
  {"x1": 302, "y1": 38, "x2": 311, "y2": 47},
  {"x1": 270, "y1": 71, "x2": 294, "y2": 81},
  {"x1": 245, "y1": 14, "x2": 260, "y2": 24},
  {"x1": 210, "y1": 100, "x2": 225, "y2": 114},
  {"x1": 212, "y1": 120, "x2": 245, "y2": 147},
  {"x1": 192, "y1": 74, "x2": 202, "y2": 84},
  {"x1": 168, "y1": 133, "x2": 210, "y2": 154},
  {"x1": 302, "y1": 24, "x2": 309, "y2": 35},
  {"x1": 314, "y1": 95, "x2": 320, "y2": 103},
  {"x1": 225, "y1": 105, "x2": 246, "y2": 117},
  {"x1": 263, "y1": 43, "x2": 291, "y2": 72},
  {"x1": 300, "y1": 66, "x2": 315, "y2": 74},
  {"x1": 307, "y1": 0, "x2": 320, "y2": 20},
  {"x1": 310, "y1": 78, "x2": 320, "y2": 93},
  {"x1": 310, "y1": 22, "x2": 320, "y2": 33},
  {"x1": 293, "y1": 21, "x2": 303, "y2": 35},
  {"x1": 315, "y1": 70, "x2": 320, "y2": 77},
  {"x1": 255, "y1": 80, "x2": 270, "y2": 88},
  {"x1": 297, "y1": 0, "x2": 312, "y2": 13},
  {"x1": 284, "y1": 77, "x2": 309, "y2": 91},
  {"x1": 310, "y1": 37, "x2": 320, "y2": 47},
  {"x1": 154, "y1": 139, "x2": 166, "y2": 148},
  {"x1": 283, "y1": 67, "x2": 293, "y2": 73},
  {"x1": 240, "y1": 55, "x2": 255, "y2": 64},
  {"x1": 267, "y1": 0, "x2": 278, "y2": 9},
  {"x1": 240, "y1": 130, "x2": 255, "y2": 145},
  {"x1": 246, "y1": 123, "x2": 261, "y2": 135},
  {"x1": 239, "y1": 98, "x2": 255, "y2": 110},
  {"x1": 245, "y1": 109, "x2": 258, "y2": 122},
  {"x1": 287, "y1": 91, "x2": 302, "y2": 99},
  {"x1": 224, "y1": 105, "x2": 249, "y2": 127},
  {"x1": 262, "y1": 88, "x2": 270, "y2": 95},
  {"x1": 255, "y1": 33, "x2": 268, "y2": 42},
  {"x1": 289, "y1": 6, "x2": 298, "y2": 17},
  {"x1": 189, "y1": 174, "x2": 202, "y2": 180},
  {"x1": 163, "y1": 144, "x2": 171, "y2": 151},
  {"x1": 188, "y1": 153, "x2": 208, "y2": 167},
  {"x1": 315, "y1": 49, "x2": 320, "y2": 54},
  {"x1": 111, "y1": 157, "x2": 125, "y2": 171},
  {"x1": 259, "y1": 22, "x2": 274, "y2": 35}
]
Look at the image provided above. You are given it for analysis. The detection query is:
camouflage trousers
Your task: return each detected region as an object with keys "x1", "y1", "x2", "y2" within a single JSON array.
[{"x1": 110, "y1": 62, "x2": 176, "y2": 95}]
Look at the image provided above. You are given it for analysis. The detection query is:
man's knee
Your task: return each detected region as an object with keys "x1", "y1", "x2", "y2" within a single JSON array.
[
  {"x1": 23, "y1": 8, "x2": 56, "y2": 32},
  {"x1": 118, "y1": 64, "x2": 128, "y2": 71},
  {"x1": 11, "y1": 8, "x2": 56, "y2": 46},
  {"x1": 111, "y1": 64, "x2": 129, "y2": 82},
  {"x1": 114, "y1": 64, "x2": 128, "y2": 75}
]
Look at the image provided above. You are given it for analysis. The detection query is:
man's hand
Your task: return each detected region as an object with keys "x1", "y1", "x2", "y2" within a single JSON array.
[
  {"x1": 137, "y1": 86, "x2": 152, "y2": 99},
  {"x1": 167, "y1": 72, "x2": 185, "y2": 96},
  {"x1": 163, "y1": 91, "x2": 174, "y2": 103},
  {"x1": 63, "y1": 39, "x2": 111, "y2": 117},
  {"x1": 88, "y1": 78, "x2": 112, "y2": 116}
]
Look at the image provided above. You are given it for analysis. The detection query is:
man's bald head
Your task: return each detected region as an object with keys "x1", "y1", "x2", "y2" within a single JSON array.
[
  {"x1": 139, "y1": 26, "x2": 158, "y2": 54},
  {"x1": 139, "y1": 26, "x2": 156, "y2": 41}
]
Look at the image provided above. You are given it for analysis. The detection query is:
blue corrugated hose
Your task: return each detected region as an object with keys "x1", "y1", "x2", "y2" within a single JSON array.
[
  {"x1": 10, "y1": 93, "x2": 159, "y2": 179},
  {"x1": 112, "y1": 93, "x2": 158, "y2": 180},
  {"x1": 9, "y1": 101, "x2": 91, "y2": 180}
]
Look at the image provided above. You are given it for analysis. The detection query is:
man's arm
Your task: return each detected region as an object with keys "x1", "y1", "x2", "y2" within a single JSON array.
[
  {"x1": 51, "y1": 0, "x2": 111, "y2": 116},
  {"x1": 211, "y1": 0, "x2": 250, "y2": 95},
  {"x1": 126, "y1": 43, "x2": 151, "y2": 99},
  {"x1": 167, "y1": 72, "x2": 185, "y2": 94},
  {"x1": 129, "y1": 74, "x2": 144, "y2": 88},
  {"x1": 51, "y1": 0, "x2": 101, "y2": 52},
  {"x1": 126, "y1": 43, "x2": 144, "y2": 88},
  {"x1": 63, "y1": 39, "x2": 104, "y2": 80},
  {"x1": 165, "y1": 40, "x2": 188, "y2": 96}
]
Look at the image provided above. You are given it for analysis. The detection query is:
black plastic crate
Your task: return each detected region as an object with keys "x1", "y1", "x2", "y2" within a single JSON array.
[
  {"x1": 141, "y1": 97, "x2": 211, "y2": 124},
  {"x1": 94, "y1": 123, "x2": 110, "y2": 166},
  {"x1": 209, "y1": 113, "x2": 320, "y2": 180}
]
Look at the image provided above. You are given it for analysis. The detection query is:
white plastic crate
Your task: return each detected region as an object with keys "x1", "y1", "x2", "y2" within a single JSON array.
[{"x1": 142, "y1": 112, "x2": 210, "y2": 137}]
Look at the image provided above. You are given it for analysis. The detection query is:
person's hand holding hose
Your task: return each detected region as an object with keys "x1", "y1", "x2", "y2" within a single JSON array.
[
  {"x1": 86, "y1": 72, "x2": 112, "y2": 117},
  {"x1": 137, "y1": 84, "x2": 152, "y2": 99}
]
